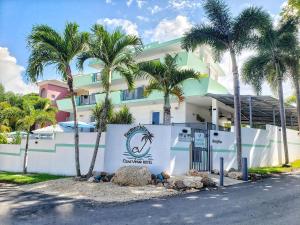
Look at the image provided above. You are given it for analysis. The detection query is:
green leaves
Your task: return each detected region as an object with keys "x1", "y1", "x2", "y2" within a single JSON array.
[
  {"x1": 27, "y1": 22, "x2": 88, "y2": 83},
  {"x1": 138, "y1": 54, "x2": 200, "y2": 103},
  {"x1": 182, "y1": 0, "x2": 271, "y2": 56}
]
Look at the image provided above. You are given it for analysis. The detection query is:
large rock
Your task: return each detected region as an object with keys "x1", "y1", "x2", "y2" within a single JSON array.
[
  {"x1": 111, "y1": 166, "x2": 152, "y2": 186},
  {"x1": 186, "y1": 169, "x2": 209, "y2": 178},
  {"x1": 183, "y1": 176, "x2": 203, "y2": 189},
  {"x1": 201, "y1": 177, "x2": 216, "y2": 187},
  {"x1": 228, "y1": 172, "x2": 243, "y2": 180}
]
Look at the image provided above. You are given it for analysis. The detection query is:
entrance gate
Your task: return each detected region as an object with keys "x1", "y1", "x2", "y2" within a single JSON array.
[{"x1": 191, "y1": 128, "x2": 211, "y2": 171}]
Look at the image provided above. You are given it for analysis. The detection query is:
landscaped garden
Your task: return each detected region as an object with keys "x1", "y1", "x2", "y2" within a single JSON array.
[
  {"x1": 249, "y1": 160, "x2": 300, "y2": 175},
  {"x1": 0, "y1": 172, "x2": 65, "y2": 184}
]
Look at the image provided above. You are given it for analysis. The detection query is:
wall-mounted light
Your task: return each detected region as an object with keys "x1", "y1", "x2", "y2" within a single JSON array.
[{"x1": 213, "y1": 132, "x2": 218, "y2": 136}]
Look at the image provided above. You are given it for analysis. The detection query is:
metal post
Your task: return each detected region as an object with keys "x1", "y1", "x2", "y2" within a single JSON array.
[
  {"x1": 273, "y1": 106, "x2": 276, "y2": 126},
  {"x1": 242, "y1": 157, "x2": 248, "y2": 181},
  {"x1": 220, "y1": 157, "x2": 224, "y2": 186},
  {"x1": 249, "y1": 96, "x2": 253, "y2": 128}
]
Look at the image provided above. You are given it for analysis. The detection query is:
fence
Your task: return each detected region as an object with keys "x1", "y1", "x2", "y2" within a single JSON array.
[
  {"x1": 210, "y1": 125, "x2": 300, "y2": 171},
  {"x1": 0, "y1": 124, "x2": 299, "y2": 176}
]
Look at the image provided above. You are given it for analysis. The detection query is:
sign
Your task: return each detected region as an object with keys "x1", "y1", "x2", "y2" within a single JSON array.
[
  {"x1": 123, "y1": 125, "x2": 154, "y2": 164},
  {"x1": 194, "y1": 132, "x2": 206, "y2": 148},
  {"x1": 104, "y1": 124, "x2": 171, "y2": 174},
  {"x1": 178, "y1": 133, "x2": 192, "y2": 142}
]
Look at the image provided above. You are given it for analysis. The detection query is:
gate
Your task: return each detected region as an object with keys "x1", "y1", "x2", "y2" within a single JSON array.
[{"x1": 191, "y1": 128, "x2": 210, "y2": 171}]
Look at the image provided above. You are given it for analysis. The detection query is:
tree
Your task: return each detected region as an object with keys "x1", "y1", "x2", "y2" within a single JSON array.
[
  {"x1": 27, "y1": 23, "x2": 89, "y2": 176},
  {"x1": 182, "y1": 0, "x2": 270, "y2": 170},
  {"x1": 17, "y1": 97, "x2": 56, "y2": 174},
  {"x1": 137, "y1": 54, "x2": 200, "y2": 125},
  {"x1": 110, "y1": 105, "x2": 134, "y2": 124},
  {"x1": 282, "y1": 0, "x2": 300, "y2": 19},
  {"x1": 242, "y1": 18, "x2": 299, "y2": 165},
  {"x1": 77, "y1": 24, "x2": 142, "y2": 177}
]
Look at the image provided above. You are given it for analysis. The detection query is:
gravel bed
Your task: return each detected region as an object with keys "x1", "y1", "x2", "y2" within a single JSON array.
[{"x1": 19, "y1": 178, "x2": 182, "y2": 203}]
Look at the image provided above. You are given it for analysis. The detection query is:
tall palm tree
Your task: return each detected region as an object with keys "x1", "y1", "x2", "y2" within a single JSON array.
[
  {"x1": 77, "y1": 24, "x2": 142, "y2": 177},
  {"x1": 27, "y1": 23, "x2": 89, "y2": 176},
  {"x1": 17, "y1": 97, "x2": 56, "y2": 174},
  {"x1": 242, "y1": 18, "x2": 299, "y2": 165},
  {"x1": 182, "y1": 0, "x2": 270, "y2": 170},
  {"x1": 137, "y1": 54, "x2": 200, "y2": 125}
]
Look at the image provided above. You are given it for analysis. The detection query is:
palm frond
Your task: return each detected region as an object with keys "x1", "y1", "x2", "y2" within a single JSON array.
[
  {"x1": 182, "y1": 24, "x2": 228, "y2": 52},
  {"x1": 203, "y1": 0, "x2": 232, "y2": 34},
  {"x1": 170, "y1": 86, "x2": 184, "y2": 103}
]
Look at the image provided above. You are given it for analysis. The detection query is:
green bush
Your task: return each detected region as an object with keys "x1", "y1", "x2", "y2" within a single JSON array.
[
  {"x1": 0, "y1": 133, "x2": 8, "y2": 144},
  {"x1": 110, "y1": 105, "x2": 134, "y2": 124}
]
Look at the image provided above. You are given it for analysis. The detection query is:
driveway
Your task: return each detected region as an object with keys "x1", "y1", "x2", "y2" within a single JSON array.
[{"x1": 1, "y1": 173, "x2": 300, "y2": 225}]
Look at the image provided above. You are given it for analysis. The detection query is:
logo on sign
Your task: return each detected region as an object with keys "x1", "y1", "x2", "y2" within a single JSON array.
[{"x1": 123, "y1": 125, "x2": 154, "y2": 164}]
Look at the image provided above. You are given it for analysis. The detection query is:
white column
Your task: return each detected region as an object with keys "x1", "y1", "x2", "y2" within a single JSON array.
[{"x1": 211, "y1": 99, "x2": 219, "y2": 130}]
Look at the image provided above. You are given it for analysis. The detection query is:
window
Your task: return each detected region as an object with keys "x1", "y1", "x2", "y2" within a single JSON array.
[
  {"x1": 40, "y1": 88, "x2": 47, "y2": 98},
  {"x1": 121, "y1": 86, "x2": 144, "y2": 101},
  {"x1": 152, "y1": 112, "x2": 160, "y2": 125}
]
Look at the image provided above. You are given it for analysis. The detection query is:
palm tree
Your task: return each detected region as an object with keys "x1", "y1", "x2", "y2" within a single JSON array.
[
  {"x1": 17, "y1": 97, "x2": 56, "y2": 174},
  {"x1": 137, "y1": 54, "x2": 200, "y2": 125},
  {"x1": 242, "y1": 18, "x2": 299, "y2": 165},
  {"x1": 182, "y1": 0, "x2": 270, "y2": 170},
  {"x1": 27, "y1": 23, "x2": 89, "y2": 176},
  {"x1": 140, "y1": 132, "x2": 154, "y2": 152},
  {"x1": 77, "y1": 24, "x2": 142, "y2": 177}
]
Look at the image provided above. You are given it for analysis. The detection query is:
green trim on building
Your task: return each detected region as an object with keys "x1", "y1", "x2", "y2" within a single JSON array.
[
  {"x1": 0, "y1": 144, "x2": 105, "y2": 156},
  {"x1": 212, "y1": 139, "x2": 300, "y2": 153}
]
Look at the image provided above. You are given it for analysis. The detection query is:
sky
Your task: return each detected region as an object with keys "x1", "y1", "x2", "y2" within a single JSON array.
[{"x1": 0, "y1": 0, "x2": 290, "y2": 96}]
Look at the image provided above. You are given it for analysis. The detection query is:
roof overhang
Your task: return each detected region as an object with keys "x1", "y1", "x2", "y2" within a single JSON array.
[{"x1": 207, "y1": 93, "x2": 298, "y2": 127}]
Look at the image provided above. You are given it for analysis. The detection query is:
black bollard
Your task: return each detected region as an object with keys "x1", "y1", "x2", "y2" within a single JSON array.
[
  {"x1": 220, "y1": 157, "x2": 224, "y2": 186},
  {"x1": 242, "y1": 157, "x2": 248, "y2": 181}
]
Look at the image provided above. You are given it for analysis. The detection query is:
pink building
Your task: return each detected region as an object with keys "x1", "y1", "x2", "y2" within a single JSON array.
[{"x1": 37, "y1": 80, "x2": 70, "y2": 122}]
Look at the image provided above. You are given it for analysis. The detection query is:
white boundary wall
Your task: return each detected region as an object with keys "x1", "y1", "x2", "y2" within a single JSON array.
[
  {"x1": 0, "y1": 124, "x2": 299, "y2": 176},
  {"x1": 0, "y1": 125, "x2": 190, "y2": 176},
  {"x1": 210, "y1": 125, "x2": 300, "y2": 171},
  {"x1": 0, "y1": 133, "x2": 105, "y2": 175}
]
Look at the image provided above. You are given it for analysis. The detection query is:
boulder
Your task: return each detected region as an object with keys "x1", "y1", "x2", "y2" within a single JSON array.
[
  {"x1": 161, "y1": 171, "x2": 170, "y2": 179},
  {"x1": 87, "y1": 177, "x2": 95, "y2": 183},
  {"x1": 212, "y1": 169, "x2": 219, "y2": 175},
  {"x1": 183, "y1": 176, "x2": 203, "y2": 189},
  {"x1": 201, "y1": 177, "x2": 216, "y2": 187},
  {"x1": 228, "y1": 172, "x2": 243, "y2": 180},
  {"x1": 174, "y1": 180, "x2": 186, "y2": 190},
  {"x1": 186, "y1": 169, "x2": 209, "y2": 178},
  {"x1": 228, "y1": 168, "x2": 237, "y2": 173},
  {"x1": 111, "y1": 166, "x2": 152, "y2": 186}
]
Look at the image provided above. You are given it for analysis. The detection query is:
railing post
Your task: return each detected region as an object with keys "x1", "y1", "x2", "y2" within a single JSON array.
[
  {"x1": 242, "y1": 157, "x2": 248, "y2": 181},
  {"x1": 220, "y1": 157, "x2": 224, "y2": 186}
]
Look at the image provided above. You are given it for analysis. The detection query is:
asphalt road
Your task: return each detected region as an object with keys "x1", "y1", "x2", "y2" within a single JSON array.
[{"x1": 1, "y1": 173, "x2": 300, "y2": 225}]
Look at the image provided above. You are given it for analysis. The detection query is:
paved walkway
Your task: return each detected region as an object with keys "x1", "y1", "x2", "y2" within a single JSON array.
[{"x1": 1, "y1": 173, "x2": 300, "y2": 225}]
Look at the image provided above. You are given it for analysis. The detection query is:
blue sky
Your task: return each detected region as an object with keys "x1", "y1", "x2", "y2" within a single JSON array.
[{"x1": 0, "y1": 0, "x2": 286, "y2": 93}]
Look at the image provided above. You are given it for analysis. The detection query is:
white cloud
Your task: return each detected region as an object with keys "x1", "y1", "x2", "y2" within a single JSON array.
[
  {"x1": 105, "y1": 0, "x2": 112, "y2": 4},
  {"x1": 144, "y1": 15, "x2": 192, "y2": 42},
  {"x1": 168, "y1": 0, "x2": 202, "y2": 10},
  {"x1": 97, "y1": 18, "x2": 139, "y2": 36},
  {"x1": 136, "y1": 0, "x2": 146, "y2": 8},
  {"x1": 0, "y1": 47, "x2": 37, "y2": 94},
  {"x1": 126, "y1": 0, "x2": 133, "y2": 6},
  {"x1": 218, "y1": 50, "x2": 293, "y2": 97},
  {"x1": 137, "y1": 15, "x2": 149, "y2": 22},
  {"x1": 148, "y1": 5, "x2": 162, "y2": 14}
]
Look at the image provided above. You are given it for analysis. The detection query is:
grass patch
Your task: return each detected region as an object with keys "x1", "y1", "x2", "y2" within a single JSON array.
[
  {"x1": 0, "y1": 172, "x2": 65, "y2": 184},
  {"x1": 249, "y1": 159, "x2": 300, "y2": 175}
]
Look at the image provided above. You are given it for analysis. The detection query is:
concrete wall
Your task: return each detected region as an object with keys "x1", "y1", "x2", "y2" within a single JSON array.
[
  {"x1": 0, "y1": 133, "x2": 105, "y2": 175},
  {"x1": 210, "y1": 125, "x2": 300, "y2": 171}
]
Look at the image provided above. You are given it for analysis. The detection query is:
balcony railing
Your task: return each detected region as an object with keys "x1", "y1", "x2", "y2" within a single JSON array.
[
  {"x1": 76, "y1": 94, "x2": 97, "y2": 106},
  {"x1": 121, "y1": 86, "x2": 145, "y2": 101}
]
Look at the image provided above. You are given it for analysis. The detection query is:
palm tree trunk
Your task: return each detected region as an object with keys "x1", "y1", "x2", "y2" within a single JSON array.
[
  {"x1": 293, "y1": 78, "x2": 300, "y2": 131},
  {"x1": 276, "y1": 63, "x2": 289, "y2": 165},
  {"x1": 229, "y1": 49, "x2": 242, "y2": 171},
  {"x1": 66, "y1": 65, "x2": 81, "y2": 177},
  {"x1": 163, "y1": 94, "x2": 171, "y2": 125},
  {"x1": 86, "y1": 70, "x2": 112, "y2": 177},
  {"x1": 23, "y1": 131, "x2": 30, "y2": 174}
]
